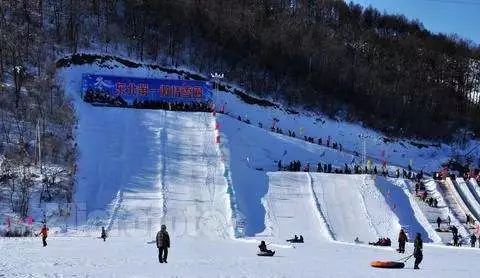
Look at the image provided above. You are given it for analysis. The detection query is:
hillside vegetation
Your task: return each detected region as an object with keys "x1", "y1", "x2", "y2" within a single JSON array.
[
  {"x1": 3, "y1": 1, "x2": 479, "y2": 140},
  {"x1": 90, "y1": 0, "x2": 480, "y2": 139}
]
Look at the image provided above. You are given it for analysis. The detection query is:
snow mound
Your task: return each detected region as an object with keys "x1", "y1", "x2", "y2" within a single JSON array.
[
  {"x1": 259, "y1": 172, "x2": 331, "y2": 242},
  {"x1": 309, "y1": 173, "x2": 400, "y2": 243}
]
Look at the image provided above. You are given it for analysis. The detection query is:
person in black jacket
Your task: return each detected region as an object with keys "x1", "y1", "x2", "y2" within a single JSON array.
[
  {"x1": 156, "y1": 225, "x2": 170, "y2": 263},
  {"x1": 258, "y1": 240, "x2": 274, "y2": 255},
  {"x1": 101, "y1": 226, "x2": 107, "y2": 242},
  {"x1": 413, "y1": 233, "x2": 423, "y2": 269},
  {"x1": 471, "y1": 234, "x2": 477, "y2": 248},
  {"x1": 398, "y1": 229, "x2": 408, "y2": 253}
]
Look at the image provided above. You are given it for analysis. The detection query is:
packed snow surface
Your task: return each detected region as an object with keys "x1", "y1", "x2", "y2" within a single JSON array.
[{"x1": 3, "y1": 236, "x2": 480, "y2": 277}]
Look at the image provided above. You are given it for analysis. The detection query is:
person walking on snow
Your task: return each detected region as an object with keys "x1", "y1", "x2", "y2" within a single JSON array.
[
  {"x1": 398, "y1": 229, "x2": 407, "y2": 253},
  {"x1": 471, "y1": 234, "x2": 477, "y2": 248},
  {"x1": 453, "y1": 234, "x2": 460, "y2": 246},
  {"x1": 413, "y1": 233, "x2": 423, "y2": 269},
  {"x1": 436, "y1": 217, "x2": 442, "y2": 229},
  {"x1": 101, "y1": 226, "x2": 107, "y2": 242},
  {"x1": 451, "y1": 225, "x2": 458, "y2": 237},
  {"x1": 39, "y1": 224, "x2": 49, "y2": 247},
  {"x1": 156, "y1": 224, "x2": 170, "y2": 263}
]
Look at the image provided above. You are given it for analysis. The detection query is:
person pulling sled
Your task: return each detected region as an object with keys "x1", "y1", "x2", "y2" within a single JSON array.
[{"x1": 413, "y1": 233, "x2": 423, "y2": 269}]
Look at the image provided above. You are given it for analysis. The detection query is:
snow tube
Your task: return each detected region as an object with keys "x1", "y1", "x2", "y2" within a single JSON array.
[
  {"x1": 370, "y1": 261, "x2": 405, "y2": 269},
  {"x1": 257, "y1": 251, "x2": 275, "y2": 257}
]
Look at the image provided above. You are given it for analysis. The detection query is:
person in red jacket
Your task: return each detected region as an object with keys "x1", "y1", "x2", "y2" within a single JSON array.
[{"x1": 39, "y1": 225, "x2": 49, "y2": 247}]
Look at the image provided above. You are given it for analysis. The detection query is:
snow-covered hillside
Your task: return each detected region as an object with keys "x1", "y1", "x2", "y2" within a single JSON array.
[
  {"x1": 3, "y1": 55, "x2": 480, "y2": 277},
  {"x1": 60, "y1": 65, "x2": 233, "y2": 239}
]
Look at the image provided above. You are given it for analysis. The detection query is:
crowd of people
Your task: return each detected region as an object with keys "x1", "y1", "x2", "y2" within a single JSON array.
[
  {"x1": 224, "y1": 111, "x2": 348, "y2": 159},
  {"x1": 276, "y1": 159, "x2": 424, "y2": 183},
  {"x1": 83, "y1": 89, "x2": 212, "y2": 112},
  {"x1": 414, "y1": 181, "x2": 440, "y2": 207},
  {"x1": 131, "y1": 100, "x2": 211, "y2": 112},
  {"x1": 83, "y1": 89, "x2": 127, "y2": 106}
]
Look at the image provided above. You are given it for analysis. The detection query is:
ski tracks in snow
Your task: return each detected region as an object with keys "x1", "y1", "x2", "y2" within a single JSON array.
[{"x1": 306, "y1": 172, "x2": 334, "y2": 241}]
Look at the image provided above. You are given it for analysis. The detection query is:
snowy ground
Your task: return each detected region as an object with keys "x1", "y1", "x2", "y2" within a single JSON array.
[{"x1": 3, "y1": 235, "x2": 480, "y2": 277}]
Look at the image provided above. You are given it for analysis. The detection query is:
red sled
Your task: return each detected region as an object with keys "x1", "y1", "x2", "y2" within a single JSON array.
[{"x1": 370, "y1": 261, "x2": 405, "y2": 269}]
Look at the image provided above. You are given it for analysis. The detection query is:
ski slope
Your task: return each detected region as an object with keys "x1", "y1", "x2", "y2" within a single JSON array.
[
  {"x1": 424, "y1": 179, "x2": 469, "y2": 238},
  {"x1": 440, "y1": 179, "x2": 469, "y2": 224},
  {"x1": 259, "y1": 172, "x2": 330, "y2": 242},
  {"x1": 445, "y1": 178, "x2": 474, "y2": 223},
  {"x1": 378, "y1": 178, "x2": 441, "y2": 243},
  {"x1": 216, "y1": 83, "x2": 459, "y2": 174},
  {"x1": 217, "y1": 114, "x2": 360, "y2": 236},
  {"x1": 309, "y1": 174, "x2": 400, "y2": 243},
  {"x1": 467, "y1": 178, "x2": 480, "y2": 205},
  {"x1": 59, "y1": 67, "x2": 233, "y2": 238},
  {"x1": 20, "y1": 55, "x2": 479, "y2": 277},
  {"x1": 455, "y1": 178, "x2": 480, "y2": 222}
]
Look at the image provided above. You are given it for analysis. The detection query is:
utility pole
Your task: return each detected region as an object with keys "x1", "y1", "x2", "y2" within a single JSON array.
[
  {"x1": 37, "y1": 119, "x2": 42, "y2": 174},
  {"x1": 210, "y1": 72, "x2": 224, "y2": 108},
  {"x1": 362, "y1": 134, "x2": 367, "y2": 168}
]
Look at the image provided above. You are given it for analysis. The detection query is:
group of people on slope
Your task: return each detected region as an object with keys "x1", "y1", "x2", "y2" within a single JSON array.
[
  {"x1": 414, "y1": 181, "x2": 441, "y2": 207},
  {"x1": 229, "y1": 112, "x2": 346, "y2": 156},
  {"x1": 436, "y1": 215, "x2": 480, "y2": 247},
  {"x1": 277, "y1": 158, "x2": 422, "y2": 182},
  {"x1": 369, "y1": 237, "x2": 392, "y2": 247},
  {"x1": 258, "y1": 234, "x2": 305, "y2": 256}
]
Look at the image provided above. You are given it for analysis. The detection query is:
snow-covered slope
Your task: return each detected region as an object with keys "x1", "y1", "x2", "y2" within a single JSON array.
[
  {"x1": 468, "y1": 178, "x2": 480, "y2": 204},
  {"x1": 216, "y1": 86, "x2": 466, "y2": 174},
  {"x1": 454, "y1": 178, "x2": 480, "y2": 221},
  {"x1": 425, "y1": 180, "x2": 469, "y2": 238},
  {"x1": 378, "y1": 178, "x2": 441, "y2": 243},
  {"x1": 259, "y1": 172, "x2": 330, "y2": 242},
  {"x1": 59, "y1": 66, "x2": 233, "y2": 238},
  {"x1": 445, "y1": 178, "x2": 475, "y2": 222},
  {"x1": 10, "y1": 55, "x2": 473, "y2": 277},
  {"x1": 309, "y1": 174, "x2": 399, "y2": 243},
  {"x1": 217, "y1": 114, "x2": 360, "y2": 236}
]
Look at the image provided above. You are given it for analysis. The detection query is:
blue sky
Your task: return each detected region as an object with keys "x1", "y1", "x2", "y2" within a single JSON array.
[{"x1": 350, "y1": 0, "x2": 480, "y2": 45}]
